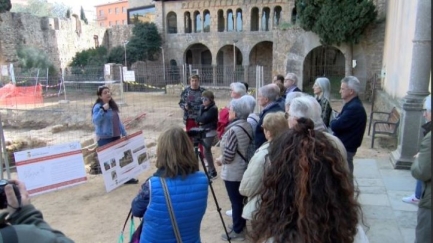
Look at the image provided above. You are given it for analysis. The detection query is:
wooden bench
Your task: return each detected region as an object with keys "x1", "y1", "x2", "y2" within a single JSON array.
[{"x1": 368, "y1": 107, "x2": 400, "y2": 148}]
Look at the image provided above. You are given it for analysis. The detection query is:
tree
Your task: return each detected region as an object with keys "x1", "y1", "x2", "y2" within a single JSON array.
[
  {"x1": 127, "y1": 22, "x2": 162, "y2": 66},
  {"x1": 296, "y1": 0, "x2": 377, "y2": 74},
  {"x1": 80, "y1": 6, "x2": 88, "y2": 24},
  {"x1": 0, "y1": 0, "x2": 12, "y2": 13},
  {"x1": 70, "y1": 46, "x2": 108, "y2": 67},
  {"x1": 107, "y1": 46, "x2": 126, "y2": 65},
  {"x1": 16, "y1": 45, "x2": 56, "y2": 76},
  {"x1": 12, "y1": 0, "x2": 69, "y2": 18}
]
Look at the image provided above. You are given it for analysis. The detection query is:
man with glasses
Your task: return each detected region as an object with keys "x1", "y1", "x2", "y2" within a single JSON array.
[
  {"x1": 179, "y1": 75, "x2": 206, "y2": 132},
  {"x1": 283, "y1": 72, "x2": 301, "y2": 96},
  {"x1": 330, "y1": 76, "x2": 367, "y2": 175}
]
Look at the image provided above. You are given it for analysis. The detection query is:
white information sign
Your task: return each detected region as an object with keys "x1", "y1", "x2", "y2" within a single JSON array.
[
  {"x1": 123, "y1": 70, "x2": 136, "y2": 82},
  {"x1": 104, "y1": 64, "x2": 111, "y2": 76},
  {"x1": 96, "y1": 131, "x2": 149, "y2": 192},
  {"x1": 0, "y1": 65, "x2": 8, "y2": 76},
  {"x1": 14, "y1": 142, "x2": 87, "y2": 196}
]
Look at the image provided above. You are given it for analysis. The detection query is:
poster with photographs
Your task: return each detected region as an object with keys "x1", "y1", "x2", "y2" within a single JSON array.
[{"x1": 96, "y1": 131, "x2": 149, "y2": 192}]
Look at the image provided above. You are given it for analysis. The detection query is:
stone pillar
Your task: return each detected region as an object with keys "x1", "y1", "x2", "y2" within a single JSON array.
[
  {"x1": 258, "y1": 12, "x2": 262, "y2": 31},
  {"x1": 390, "y1": 0, "x2": 431, "y2": 169},
  {"x1": 243, "y1": 65, "x2": 249, "y2": 85}
]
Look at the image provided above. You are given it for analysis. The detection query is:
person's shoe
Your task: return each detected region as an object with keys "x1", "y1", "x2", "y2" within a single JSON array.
[
  {"x1": 225, "y1": 209, "x2": 232, "y2": 217},
  {"x1": 221, "y1": 229, "x2": 245, "y2": 241},
  {"x1": 125, "y1": 178, "x2": 139, "y2": 185},
  {"x1": 208, "y1": 170, "x2": 217, "y2": 180},
  {"x1": 402, "y1": 194, "x2": 420, "y2": 204}
]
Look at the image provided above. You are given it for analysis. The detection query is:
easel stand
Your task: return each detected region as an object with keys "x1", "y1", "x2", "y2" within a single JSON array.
[
  {"x1": 0, "y1": 114, "x2": 12, "y2": 179},
  {"x1": 192, "y1": 138, "x2": 232, "y2": 243}
]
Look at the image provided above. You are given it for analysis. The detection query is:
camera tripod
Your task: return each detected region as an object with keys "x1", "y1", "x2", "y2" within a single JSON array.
[{"x1": 192, "y1": 138, "x2": 232, "y2": 243}]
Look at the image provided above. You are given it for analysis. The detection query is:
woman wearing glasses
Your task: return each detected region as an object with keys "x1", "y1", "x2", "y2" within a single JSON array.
[
  {"x1": 195, "y1": 90, "x2": 218, "y2": 179},
  {"x1": 91, "y1": 86, "x2": 138, "y2": 184}
]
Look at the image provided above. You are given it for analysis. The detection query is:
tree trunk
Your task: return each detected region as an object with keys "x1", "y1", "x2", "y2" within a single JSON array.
[{"x1": 345, "y1": 43, "x2": 353, "y2": 76}]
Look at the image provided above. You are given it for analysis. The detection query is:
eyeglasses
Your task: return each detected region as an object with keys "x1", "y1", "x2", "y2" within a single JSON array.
[{"x1": 201, "y1": 97, "x2": 209, "y2": 102}]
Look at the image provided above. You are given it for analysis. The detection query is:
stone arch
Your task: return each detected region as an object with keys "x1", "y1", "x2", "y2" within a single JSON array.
[
  {"x1": 302, "y1": 46, "x2": 345, "y2": 92},
  {"x1": 227, "y1": 9, "x2": 234, "y2": 31},
  {"x1": 262, "y1": 7, "x2": 270, "y2": 31},
  {"x1": 184, "y1": 11, "x2": 192, "y2": 33},
  {"x1": 291, "y1": 7, "x2": 297, "y2": 24},
  {"x1": 216, "y1": 45, "x2": 243, "y2": 84},
  {"x1": 274, "y1": 6, "x2": 282, "y2": 27},
  {"x1": 251, "y1": 7, "x2": 259, "y2": 31},
  {"x1": 194, "y1": 11, "x2": 201, "y2": 32},
  {"x1": 249, "y1": 41, "x2": 273, "y2": 83},
  {"x1": 184, "y1": 43, "x2": 213, "y2": 84},
  {"x1": 167, "y1": 11, "x2": 177, "y2": 34},
  {"x1": 203, "y1": 10, "x2": 210, "y2": 32},
  {"x1": 285, "y1": 32, "x2": 367, "y2": 91},
  {"x1": 217, "y1": 9, "x2": 224, "y2": 32},
  {"x1": 236, "y1": 8, "x2": 243, "y2": 31}
]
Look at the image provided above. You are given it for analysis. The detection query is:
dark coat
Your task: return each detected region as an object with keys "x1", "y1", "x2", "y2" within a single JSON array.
[
  {"x1": 330, "y1": 96, "x2": 367, "y2": 153},
  {"x1": 254, "y1": 102, "x2": 285, "y2": 149},
  {"x1": 196, "y1": 102, "x2": 218, "y2": 131}
]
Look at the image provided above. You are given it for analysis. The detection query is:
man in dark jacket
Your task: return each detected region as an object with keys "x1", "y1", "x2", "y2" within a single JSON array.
[
  {"x1": 255, "y1": 84, "x2": 285, "y2": 149},
  {"x1": 330, "y1": 76, "x2": 367, "y2": 175},
  {"x1": 0, "y1": 180, "x2": 74, "y2": 243}
]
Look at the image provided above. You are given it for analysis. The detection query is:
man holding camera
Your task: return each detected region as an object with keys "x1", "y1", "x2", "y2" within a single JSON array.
[{"x1": 0, "y1": 180, "x2": 74, "y2": 242}]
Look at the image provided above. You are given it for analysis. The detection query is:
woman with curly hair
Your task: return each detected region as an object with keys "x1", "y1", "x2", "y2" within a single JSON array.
[{"x1": 250, "y1": 118, "x2": 364, "y2": 243}]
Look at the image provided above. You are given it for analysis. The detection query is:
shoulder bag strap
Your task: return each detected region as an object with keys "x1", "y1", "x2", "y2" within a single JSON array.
[
  {"x1": 233, "y1": 125, "x2": 251, "y2": 161},
  {"x1": 160, "y1": 178, "x2": 183, "y2": 243}
]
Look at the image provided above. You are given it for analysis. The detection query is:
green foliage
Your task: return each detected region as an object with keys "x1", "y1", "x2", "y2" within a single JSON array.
[
  {"x1": 70, "y1": 46, "x2": 108, "y2": 67},
  {"x1": 12, "y1": 0, "x2": 69, "y2": 18},
  {"x1": 16, "y1": 45, "x2": 57, "y2": 76},
  {"x1": 107, "y1": 46, "x2": 126, "y2": 65},
  {"x1": 296, "y1": 0, "x2": 377, "y2": 45},
  {"x1": 80, "y1": 6, "x2": 88, "y2": 25},
  {"x1": 0, "y1": 0, "x2": 12, "y2": 13},
  {"x1": 127, "y1": 22, "x2": 162, "y2": 64}
]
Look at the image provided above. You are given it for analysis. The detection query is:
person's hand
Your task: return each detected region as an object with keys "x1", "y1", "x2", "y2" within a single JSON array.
[
  {"x1": 184, "y1": 103, "x2": 189, "y2": 110},
  {"x1": 5, "y1": 180, "x2": 30, "y2": 215},
  {"x1": 102, "y1": 103, "x2": 109, "y2": 110}
]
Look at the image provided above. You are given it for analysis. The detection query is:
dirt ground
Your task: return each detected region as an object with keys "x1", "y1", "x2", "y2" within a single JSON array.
[{"x1": 3, "y1": 92, "x2": 396, "y2": 243}]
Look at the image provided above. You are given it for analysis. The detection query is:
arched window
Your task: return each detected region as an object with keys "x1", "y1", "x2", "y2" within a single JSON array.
[
  {"x1": 291, "y1": 7, "x2": 297, "y2": 24},
  {"x1": 167, "y1": 12, "x2": 177, "y2": 33},
  {"x1": 236, "y1": 9, "x2": 242, "y2": 32},
  {"x1": 194, "y1": 11, "x2": 202, "y2": 32},
  {"x1": 203, "y1": 10, "x2": 210, "y2": 32},
  {"x1": 250, "y1": 7, "x2": 259, "y2": 31},
  {"x1": 262, "y1": 7, "x2": 270, "y2": 31},
  {"x1": 217, "y1": 10, "x2": 224, "y2": 32},
  {"x1": 184, "y1": 12, "x2": 192, "y2": 33},
  {"x1": 274, "y1": 6, "x2": 282, "y2": 27},
  {"x1": 227, "y1": 9, "x2": 234, "y2": 32}
]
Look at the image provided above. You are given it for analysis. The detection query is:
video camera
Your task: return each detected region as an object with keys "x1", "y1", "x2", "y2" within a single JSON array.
[
  {"x1": 0, "y1": 180, "x2": 21, "y2": 209},
  {"x1": 187, "y1": 127, "x2": 209, "y2": 141}
]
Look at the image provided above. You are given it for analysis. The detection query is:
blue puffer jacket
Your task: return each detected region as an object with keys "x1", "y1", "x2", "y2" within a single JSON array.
[
  {"x1": 92, "y1": 103, "x2": 126, "y2": 139},
  {"x1": 141, "y1": 172, "x2": 208, "y2": 243}
]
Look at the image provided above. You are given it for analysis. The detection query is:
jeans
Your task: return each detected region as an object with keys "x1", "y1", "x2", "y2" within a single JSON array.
[
  {"x1": 97, "y1": 136, "x2": 120, "y2": 147},
  {"x1": 415, "y1": 180, "x2": 422, "y2": 199},
  {"x1": 201, "y1": 135, "x2": 216, "y2": 173},
  {"x1": 347, "y1": 151, "x2": 356, "y2": 175},
  {"x1": 224, "y1": 180, "x2": 246, "y2": 233}
]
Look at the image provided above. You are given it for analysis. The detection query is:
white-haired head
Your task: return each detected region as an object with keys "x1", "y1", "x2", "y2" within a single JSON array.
[
  {"x1": 288, "y1": 96, "x2": 326, "y2": 130},
  {"x1": 314, "y1": 77, "x2": 331, "y2": 100}
]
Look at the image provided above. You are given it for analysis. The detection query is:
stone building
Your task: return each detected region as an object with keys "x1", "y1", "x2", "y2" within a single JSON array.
[{"x1": 149, "y1": 0, "x2": 387, "y2": 91}]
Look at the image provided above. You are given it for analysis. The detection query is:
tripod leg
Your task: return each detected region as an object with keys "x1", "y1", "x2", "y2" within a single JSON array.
[{"x1": 194, "y1": 146, "x2": 232, "y2": 243}]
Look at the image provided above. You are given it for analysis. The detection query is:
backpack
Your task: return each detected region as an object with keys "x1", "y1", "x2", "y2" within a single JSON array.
[{"x1": 234, "y1": 125, "x2": 255, "y2": 163}]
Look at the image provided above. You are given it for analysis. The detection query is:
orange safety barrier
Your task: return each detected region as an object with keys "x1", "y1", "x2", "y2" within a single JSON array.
[{"x1": 0, "y1": 83, "x2": 43, "y2": 106}]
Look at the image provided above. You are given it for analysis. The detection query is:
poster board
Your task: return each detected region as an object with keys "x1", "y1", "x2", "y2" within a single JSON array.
[
  {"x1": 14, "y1": 141, "x2": 87, "y2": 196},
  {"x1": 96, "y1": 131, "x2": 149, "y2": 192}
]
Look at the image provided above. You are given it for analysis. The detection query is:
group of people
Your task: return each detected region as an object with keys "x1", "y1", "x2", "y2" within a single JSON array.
[{"x1": 2, "y1": 74, "x2": 429, "y2": 243}]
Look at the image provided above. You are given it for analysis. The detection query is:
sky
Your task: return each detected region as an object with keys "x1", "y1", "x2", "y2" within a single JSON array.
[{"x1": 47, "y1": 0, "x2": 109, "y2": 19}]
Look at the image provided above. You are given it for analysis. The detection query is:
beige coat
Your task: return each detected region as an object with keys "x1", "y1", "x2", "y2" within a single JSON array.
[{"x1": 239, "y1": 142, "x2": 269, "y2": 220}]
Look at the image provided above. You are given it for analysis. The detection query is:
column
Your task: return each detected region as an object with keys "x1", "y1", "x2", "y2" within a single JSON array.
[
  {"x1": 213, "y1": 65, "x2": 217, "y2": 85},
  {"x1": 390, "y1": 0, "x2": 431, "y2": 169}
]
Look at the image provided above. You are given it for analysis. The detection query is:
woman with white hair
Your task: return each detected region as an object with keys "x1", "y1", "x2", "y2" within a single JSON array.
[
  {"x1": 215, "y1": 97, "x2": 253, "y2": 241},
  {"x1": 284, "y1": 91, "x2": 306, "y2": 113},
  {"x1": 410, "y1": 94, "x2": 431, "y2": 243},
  {"x1": 217, "y1": 82, "x2": 247, "y2": 139},
  {"x1": 313, "y1": 77, "x2": 333, "y2": 127},
  {"x1": 287, "y1": 95, "x2": 348, "y2": 171}
]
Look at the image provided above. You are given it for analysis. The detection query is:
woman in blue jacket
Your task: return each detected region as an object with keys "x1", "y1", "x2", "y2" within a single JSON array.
[
  {"x1": 131, "y1": 126, "x2": 209, "y2": 243},
  {"x1": 91, "y1": 85, "x2": 138, "y2": 184}
]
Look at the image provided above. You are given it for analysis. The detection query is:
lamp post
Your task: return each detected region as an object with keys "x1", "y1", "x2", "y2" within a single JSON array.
[
  {"x1": 160, "y1": 47, "x2": 166, "y2": 83},
  {"x1": 123, "y1": 41, "x2": 129, "y2": 68},
  {"x1": 233, "y1": 40, "x2": 238, "y2": 81}
]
